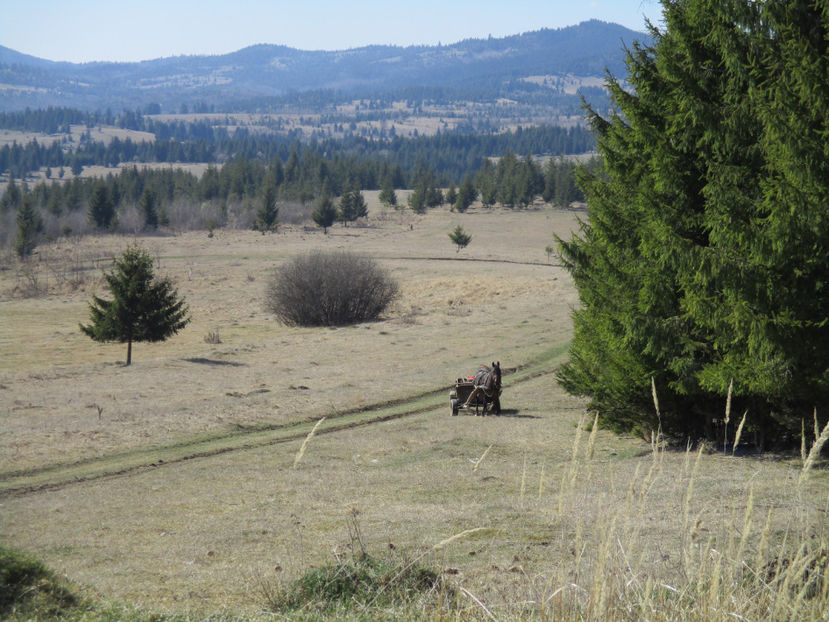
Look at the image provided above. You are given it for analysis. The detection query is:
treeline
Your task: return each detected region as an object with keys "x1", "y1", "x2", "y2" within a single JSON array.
[
  {"x1": 228, "y1": 82, "x2": 602, "y2": 115},
  {"x1": 0, "y1": 121, "x2": 594, "y2": 183},
  {"x1": 0, "y1": 107, "x2": 95, "y2": 133},
  {"x1": 3, "y1": 148, "x2": 595, "y2": 251}
]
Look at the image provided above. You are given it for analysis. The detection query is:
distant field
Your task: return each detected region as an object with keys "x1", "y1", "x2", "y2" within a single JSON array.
[
  {"x1": 0, "y1": 124, "x2": 154, "y2": 148},
  {"x1": 0, "y1": 204, "x2": 826, "y2": 619}
]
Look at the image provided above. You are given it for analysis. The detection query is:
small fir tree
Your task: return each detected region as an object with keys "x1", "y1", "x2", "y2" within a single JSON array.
[
  {"x1": 1, "y1": 177, "x2": 21, "y2": 212},
  {"x1": 427, "y1": 184, "x2": 443, "y2": 208},
  {"x1": 338, "y1": 182, "x2": 367, "y2": 225},
  {"x1": 454, "y1": 175, "x2": 476, "y2": 213},
  {"x1": 445, "y1": 182, "x2": 458, "y2": 208},
  {"x1": 256, "y1": 183, "x2": 279, "y2": 233},
  {"x1": 448, "y1": 224, "x2": 471, "y2": 253},
  {"x1": 378, "y1": 178, "x2": 398, "y2": 208},
  {"x1": 88, "y1": 183, "x2": 115, "y2": 230},
  {"x1": 80, "y1": 245, "x2": 190, "y2": 365},
  {"x1": 140, "y1": 189, "x2": 158, "y2": 229},
  {"x1": 407, "y1": 184, "x2": 427, "y2": 214},
  {"x1": 312, "y1": 183, "x2": 337, "y2": 233},
  {"x1": 15, "y1": 197, "x2": 43, "y2": 259}
]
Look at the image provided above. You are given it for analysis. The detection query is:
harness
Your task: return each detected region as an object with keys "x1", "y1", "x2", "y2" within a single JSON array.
[
  {"x1": 473, "y1": 368, "x2": 500, "y2": 398},
  {"x1": 463, "y1": 362, "x2": 502, "y2": 413}
]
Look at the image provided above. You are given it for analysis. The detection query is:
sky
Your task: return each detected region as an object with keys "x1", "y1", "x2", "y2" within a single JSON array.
[{"x1": 0, "y1": 0, "x2": 663, "y2": 64}]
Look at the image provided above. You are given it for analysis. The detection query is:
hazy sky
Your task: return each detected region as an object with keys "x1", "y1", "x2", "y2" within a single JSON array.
[{"x1": 1, "y1": 0, "x2": 663, "y2": 63}]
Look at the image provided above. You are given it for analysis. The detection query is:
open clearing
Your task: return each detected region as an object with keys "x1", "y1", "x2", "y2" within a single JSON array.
[{"x1": 0, "y1": 203, "x2": 827, "y2": 617}]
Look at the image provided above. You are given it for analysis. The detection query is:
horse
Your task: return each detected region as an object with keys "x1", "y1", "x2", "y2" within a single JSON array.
[{"x1": 464, "y1": 361, "x2": 502, "y2": 415}]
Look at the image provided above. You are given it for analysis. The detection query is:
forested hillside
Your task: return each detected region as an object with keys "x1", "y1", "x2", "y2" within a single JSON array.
[{"x1": 0, "y1": 20, "x2": 647, "y2": 113}]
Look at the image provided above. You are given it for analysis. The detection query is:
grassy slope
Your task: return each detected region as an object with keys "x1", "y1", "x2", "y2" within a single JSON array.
[{"x1": 1, "y1": 202, "x2": 827, "y2": 620}]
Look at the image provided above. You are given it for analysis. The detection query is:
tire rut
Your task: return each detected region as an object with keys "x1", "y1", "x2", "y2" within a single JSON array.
[{"x1": 0, "y1": 359, "x2": 562, "y2": 499}]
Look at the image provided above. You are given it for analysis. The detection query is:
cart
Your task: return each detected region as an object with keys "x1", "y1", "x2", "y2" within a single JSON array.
[{"x1": 449, "y1": 376, "x2": 500, "y2": 416}]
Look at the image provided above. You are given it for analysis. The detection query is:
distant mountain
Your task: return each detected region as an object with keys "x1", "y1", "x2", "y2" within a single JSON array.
[{"x1": 0, "y1": 20, "x2": 649, "y2": 112}]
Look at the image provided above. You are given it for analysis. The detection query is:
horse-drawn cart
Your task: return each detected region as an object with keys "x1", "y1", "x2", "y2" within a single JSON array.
[{"x1": 449, "y1": 362, "x2": 502, "y2": 416}]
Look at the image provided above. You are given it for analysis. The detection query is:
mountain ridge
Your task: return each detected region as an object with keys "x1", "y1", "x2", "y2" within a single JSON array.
[{"x1": 0, "y1": 20, "x2": 649, "y2": 112}]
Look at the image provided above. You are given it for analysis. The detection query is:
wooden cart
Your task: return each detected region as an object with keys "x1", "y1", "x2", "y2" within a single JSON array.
[{"x1": 449, "y1": 376, "x2": 500, "y2": 416}]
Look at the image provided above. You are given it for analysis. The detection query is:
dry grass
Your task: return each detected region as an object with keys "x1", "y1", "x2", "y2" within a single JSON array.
[
  {"x1": 0, "y1": 202, "x2": 575, "y2": 474},
  {"x1": 0, "y1": 202, "x2": 827, "y2": 619}
]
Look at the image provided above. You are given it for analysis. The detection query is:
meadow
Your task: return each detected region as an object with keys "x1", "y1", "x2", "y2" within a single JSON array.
[{"x1": 0, "y1": 198, "x2": 827, "y2": 620}]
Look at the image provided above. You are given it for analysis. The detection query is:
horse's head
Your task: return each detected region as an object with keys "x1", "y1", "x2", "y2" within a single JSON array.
[{"x1": 491, "y1": 361, "x2": 502, "y2": 392}]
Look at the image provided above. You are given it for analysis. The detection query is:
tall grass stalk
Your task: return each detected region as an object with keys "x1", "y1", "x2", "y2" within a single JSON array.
[
  {"x1": 433, "y1": 528, "x2": 490, "y2": 550},
  {"x1": 538, "y1": 462, "x2": 546, "y2": 500},
  {"x1": 473, "y1": 444, "x2": 493, "y2": 473},
  {"x1": 723, "y1": 378, "x2": 733, "y2": 454},
  {"x1": 732, "y1": 409, "x2": 748, "y2": 455},
  {"x1": 293, "y1": 417, "x2": 326, "y2": 468},
  {"x1": 520, "y1": 453, "x2": 528, "y2": 501},
  {"x1": 523, "y1": 423, "x2": 827, "y2": 622},
  {"x1": 799, "y1": 417, "x2": 829, "y2": 486},
  {"x1": 651, "y1": 376, "x2": 661, "y2": 432},
  {"x1": 585, "y1": 412, "x2": 599, "y2": 461}
]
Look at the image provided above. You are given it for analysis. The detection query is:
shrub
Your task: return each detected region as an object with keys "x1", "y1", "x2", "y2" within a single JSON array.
[
  {"x1": 0, "y1": 544, "x2": 78, "y2": 618},
  {"x1": 267, "y1": 250, "x2": 399, "y2": 326},
  {"x1": 263, "y1": 553, "x2": 449, "y2": 614}
]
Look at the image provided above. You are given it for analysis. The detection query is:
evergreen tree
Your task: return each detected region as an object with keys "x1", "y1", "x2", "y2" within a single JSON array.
[
  {"x1": 495, "y1": 150, "x2": 520, "y2": 207},
  {"x1": 349, "y1": 187, "x2": 367, "y2": 220},
  {"x1": 542, "y1": 158, "x2": 557, "y2": 203},
  {"x1": 109, "y1": 181, "x2": 121, "y2": 210},
  {"x1": 256, "y1": 182, "x2": 279, "y2": 232},
  {"x1": 140, "y1": 188, "x2": 158, "y2": 229},
  {"x1": 476, "y1": 160, "x2": 497, "y2": 208},
  {"x1": 448, "y1": 224, "x2": 471, "y2": 253},
  {"x1": 88, "y1": 182, "x2": 115, "y2": 230},
  {"x1": 426, "y1": 184, "x2": 443, "y2": 208},
  {"x1": 454, "y1": 174, "x2": 476, "y2": 213},
  {"x1": 311, "y1": 182, "x2": 337, "y2": 233},
  {"x1": 15, "y1": 197, "x2": 43, "y2": 259},
  {"x1": 80, "y1": 245, "x2": 190, "y2": 366},
  {"x1": 1, "y1": 176, "x2": 21, "y2": 212},
  {"x1": 407, "y1": 183, "x2": 427, "y2": 214},
  {"x1": 338, "y1": 182, "x2": 367, "y2": 225},
  {"x1": 445, "y1": 182, "x2": 457, "y2": 208},
  {"x1": 378, "y1": 177, "x2": 397, "y2": 208},
  {"x1": 557, "y1": 0, "x2": 829, "y2": 444}
]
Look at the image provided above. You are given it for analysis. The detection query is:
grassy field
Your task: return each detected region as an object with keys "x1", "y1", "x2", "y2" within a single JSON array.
[{"x1": 1, "y1": 200, "x2": 827, "y2": 620}]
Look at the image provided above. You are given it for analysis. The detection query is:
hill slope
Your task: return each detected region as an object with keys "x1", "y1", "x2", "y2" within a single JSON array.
[{"x1": 0, "y1": 20, "x2": 647, "y2": 112}]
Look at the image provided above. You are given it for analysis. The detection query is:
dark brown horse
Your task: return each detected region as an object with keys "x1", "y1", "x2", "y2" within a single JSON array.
[{"x1": 464, "y1": 361, "x2": 502, "y2": 415}]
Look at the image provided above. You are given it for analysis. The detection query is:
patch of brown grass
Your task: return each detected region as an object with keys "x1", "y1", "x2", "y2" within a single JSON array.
[
  {"x1": 0, "y1": 207, "x2": 575, "y2": 474},
  {"x1": 2, "y1": 204, "x2": 824, "y2": 619}
]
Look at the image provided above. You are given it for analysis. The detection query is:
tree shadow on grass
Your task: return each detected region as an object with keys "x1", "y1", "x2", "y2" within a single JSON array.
[{"x1": 184, "y1": 357, "x2": 247, "y2": 367}]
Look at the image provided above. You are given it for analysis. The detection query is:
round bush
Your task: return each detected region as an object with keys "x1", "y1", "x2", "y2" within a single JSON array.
[{"x1": 267, "y1": 250, "x2": 399, "y2": 326}]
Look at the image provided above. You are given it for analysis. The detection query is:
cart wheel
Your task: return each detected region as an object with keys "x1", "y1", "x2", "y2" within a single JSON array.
[{"x1": 451, "y1": 398, "x2": 459, "y2": 416}]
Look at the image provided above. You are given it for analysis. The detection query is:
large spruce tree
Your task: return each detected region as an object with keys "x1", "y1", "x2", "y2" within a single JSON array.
[{"x1": 557, "y1": 0, "x2": 829, "y2": 446}]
